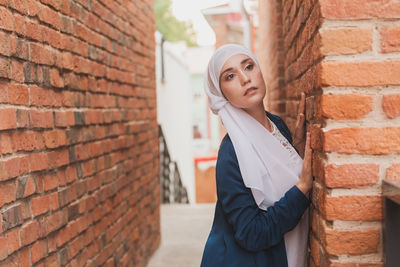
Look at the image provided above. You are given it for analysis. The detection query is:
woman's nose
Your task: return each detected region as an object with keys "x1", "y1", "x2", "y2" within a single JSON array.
[{"x1": 239, "y1": 71, "x2": 250, "y2": 85}]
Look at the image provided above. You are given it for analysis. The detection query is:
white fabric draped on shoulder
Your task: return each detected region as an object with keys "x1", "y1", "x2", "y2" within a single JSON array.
[{"x1": 204, "y1": 44, "x2": 308, "y2": 267}]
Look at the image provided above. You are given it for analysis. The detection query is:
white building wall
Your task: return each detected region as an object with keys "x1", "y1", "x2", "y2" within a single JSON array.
[{"x1": 155, "y1": 33, "x2": 195, "y2": 203}]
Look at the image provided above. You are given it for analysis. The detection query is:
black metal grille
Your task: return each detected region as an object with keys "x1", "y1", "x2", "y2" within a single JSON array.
[{"x1": 159, "y1": 125, "x2": 189, "y2": 204}]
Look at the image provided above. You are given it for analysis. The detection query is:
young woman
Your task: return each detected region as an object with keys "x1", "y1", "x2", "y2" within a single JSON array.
[{"x1": 201, "y1": 44, "x2": 312, "y2": 267}]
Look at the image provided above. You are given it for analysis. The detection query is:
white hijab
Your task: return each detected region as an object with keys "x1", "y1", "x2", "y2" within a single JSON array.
[{"x1": 205, "y1": 44, "x2": 308, "y2": 267}]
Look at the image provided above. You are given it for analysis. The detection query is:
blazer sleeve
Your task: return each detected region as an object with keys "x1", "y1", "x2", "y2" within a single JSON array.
[{"x1": 216, "y1": 137, "x2": 309, "y2": 252}]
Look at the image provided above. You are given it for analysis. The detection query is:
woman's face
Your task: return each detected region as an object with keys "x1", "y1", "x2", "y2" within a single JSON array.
[{"x1": 219, "y1": 54, "x2": 266, "y2": 110}]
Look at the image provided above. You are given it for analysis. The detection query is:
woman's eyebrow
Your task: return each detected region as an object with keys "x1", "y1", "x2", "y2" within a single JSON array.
[{"x1": 220, "y1": 57, "x2": 252, "y2": 78}]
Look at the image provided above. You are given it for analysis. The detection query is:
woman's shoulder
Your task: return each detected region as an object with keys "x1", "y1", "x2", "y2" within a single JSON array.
[
  {"x1": 218, "y1": 134, "x2": 236, "y2": 158},
  {"x1": 217, "y1": 134, "x2": 239, "y2": 167}
]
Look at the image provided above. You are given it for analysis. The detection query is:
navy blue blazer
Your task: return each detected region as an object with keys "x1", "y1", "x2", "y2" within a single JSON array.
[{"x1": 201, "y1": 112, "x2": 310, "y2": 267}]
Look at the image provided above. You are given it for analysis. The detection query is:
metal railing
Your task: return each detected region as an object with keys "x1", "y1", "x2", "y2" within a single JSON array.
[{"x1": 159, "y1": 125, "x2": 189, "y2": 204}]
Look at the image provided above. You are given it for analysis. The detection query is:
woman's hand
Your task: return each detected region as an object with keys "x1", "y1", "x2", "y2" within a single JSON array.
[
  {"x1": 293, "y1": 92, "x2": 306, "y2": 158},
  {"x1": 296, "y1": 132, "x2": 312, "y2": 195}
]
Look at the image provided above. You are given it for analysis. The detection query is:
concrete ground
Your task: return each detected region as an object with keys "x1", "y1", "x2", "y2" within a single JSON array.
[{"x1": 147, "y1": 203, "x2": 215, "y2": 267}]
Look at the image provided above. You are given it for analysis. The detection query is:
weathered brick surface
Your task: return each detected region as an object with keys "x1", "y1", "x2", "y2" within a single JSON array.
[
  {"x1": 0, "y1": 0, "x2": 159, "y2": 266},
  {"x1": 323, "y1": 164, "x2": 380, "y2": 188},
  {"x1": 324, "y1": 228, "x2": 380, "y2": 255},
  {"x1": 380, "y1": 26, "x2": 400, "y2": 53},
  {"x1": 386, "y1": 163, "x2": 400, "y2": 180},
  {"x1": 318, "y1": 94, "x2": 373, "y2": 120},
  {"x1": 382, "y1": 94, "x2": 400, "y2": 119},
  {"x1": 320, "y1": 27, "x2": 373, "y2": 55},
  {"x1": 258, "y1": 0, "x2": 398, "y2": 265}
]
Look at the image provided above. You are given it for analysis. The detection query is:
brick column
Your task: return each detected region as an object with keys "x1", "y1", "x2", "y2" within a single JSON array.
[
  {"x1": 311, "y1": 1, "x2": 400, "y2": 266},
  {"x1": 258, "y1": 0, "x2": 400, "y2": 266},
  {"x1": 0, "y1": 0, "x2": 159, "y2": 266}
]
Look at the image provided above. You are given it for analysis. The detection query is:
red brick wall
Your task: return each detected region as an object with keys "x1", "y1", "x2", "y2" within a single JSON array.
[
  {"x1": 256, "y1": 0, "x2": 285, "y2": 115},
  {"x1": 0, "y1": 1, "x2": 160, "y2": 266},
  {"x1": 258, "y1": 0, "x2": 400, "y2": 266}
]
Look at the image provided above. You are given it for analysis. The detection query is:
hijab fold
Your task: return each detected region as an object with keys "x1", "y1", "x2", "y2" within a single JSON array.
[{"x1": 205, "y1": 44, "x2": 308, "y2": 267}]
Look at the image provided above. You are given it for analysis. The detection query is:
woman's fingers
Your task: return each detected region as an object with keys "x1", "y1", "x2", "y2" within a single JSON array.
[
  {"x1": 296, "y1": 113, "x2": 305, "y2": 130},
  {"x1": 304, "y1": 132, "x2": 311, "y2": 160},
  {"x1": 297, "y1": 132, "x2": 312, "y2": 194}
]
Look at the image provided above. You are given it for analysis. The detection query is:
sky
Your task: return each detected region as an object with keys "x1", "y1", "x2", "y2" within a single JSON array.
[{"x1": 171, "y1": 0, "x2": 229, "y2": 46}]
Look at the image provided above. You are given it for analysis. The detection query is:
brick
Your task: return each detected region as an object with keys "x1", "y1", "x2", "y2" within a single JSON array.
[
  {"x1": 1, "y1": 204, "x2": 23, "y2": 231},
  {"x1": 43, "y1": 27, "x2": 64, "y2": 49},
  {"x1": 30, "y1": 109, "x2": 53, "y2": 128},
  {"x1": 320, "y1": 27, "x2": 372, "y2": 55},
  {"x1": 47, "y1": 149, "x2": 69, "y2": 168},
  {"x1": 47, "y1": 211, "x2": 66, "y2": 234},
  {"x1": 0, "y1": 57, "x2": 10, "y2": 78},
  {"x1": 65, "y1": 165, "x2": 77, "y2": 183},
  {"x1": 386, "y1": 163, "x2": 400, "y2": 180},
  {"x1": 12, "y1": 131, "x2": 45, "y2": 152},
  {"x1": 324, "y1": 228, "x2": 380, "y2": 255},
  {"x1": 29, "y1": 152, "x2": 49, "y2": 172},
  {"x1": 32, "y1": 194, "x2": 51, "y2": 216},
  {"x1": 323, "y1": 127, "x2": 400, "y2": 154},
  {"x1": 57, "y1": 247, "x2": 68, "y2": 266},
  {"x1": 50, "y1": 68, "x2": 64, "y2": 88},
  {"x1": 324, "y1": 164, "x2": 379, "y2": 188},
  {"x1": 25, "y1": 21, "x2": 43, "y2": 42},
  {"x1": 381, "y1": 26, "x2": 400, "y2": 53},
  {"x1": 7, "y1": 83, "x2": 29, "y2": 105},
  {"x1": 0, "y1": 31, "x2": 10, "y2": 56},
  {"x1": 44, "y1": 253, "x2": 59, "y2": 267},
  {"x1": 0, "y1": 235, "x2": 6, "y2": 260},
  {"x1": 54, "y1": 110, "x2": 75, "y2": 127},
  {"x1": 6, "y1": 228, "x2": 19, "y2": 254},
  {"x1": 382, "y1": 94, "x2": 400, "y2": 119},
  {"x1": 0, "y1": 108, "x2": 16, "y2": 130},
  {"x1": 30, "y1": 43, "x2": 54, "y2": 66},
  {"x1": 18, "y1": 247, "x2": 30, "y2": 267},
  {"x1": 24, "y1": 175, "x2": 36, "y2": 197},
  {"x1": 0, "y1": 182, "x2": 15, "y2": 208},
  {"x1": 30, "y1": 85, "x2": 62, "y2": 107},
  {"x1": 324, "y1": 195, "x2": 382, "y2": 221},
  {"x1": 1, "y1": 156, "x2": 29, "y2": 179},
  {"x1": 56, "y1": 224, "x2": 73, "y2": 247},
  {"x1": 0, "y1": 6, "x2": 14, "y2": 31},
  {"x1": 319, "y1": 94, "x2": 373, "y2": 120},
  {"x1": 0, "y1": 133, "x2": 12, "y2": 156},
  {"x1": 13, "y1": 13, "x2": 25, "y2": 36},
  {"x1": 16, "y1": 108, "x2": 29, "y2": 128},
  {"x1": 10, "y1": 0, "x2": 29, "y2": 14},
  {"x1": 41, "y1": 173, "x2": 59, "y2": 191},
  {"x1": 38, "y1": 4, "x2": 61, "y2": 30},
  {"x1": 320, "y1": 60, "x2": 400, "y2": 87},
  {"x1": 31, "y1": 240, "x2": 47, "y2": 264},
  {"x1": 20, "y1": 220, "x2": 39, "y2": 246},
  {"x1": 0, "y1": 82, "x2": 7, "y2": 103},
  {"x1": 16, "y1": 176, "x2": 29, "y2": 198},
  {"x1": 49, "y1": 192, "x2": 59, "y2": 210},
  {"x1": 44, "y1": 129, "x2": 67, "y2": 148},
  {"x1": 320, "y1": 0, "x2": 400, "y2": 20},
  {"x1": 27, "y1": 0, "x2": 40, "y2": 17},
  {"x1": 10, "y1": 60, "x2": 24, "y2": 82}
]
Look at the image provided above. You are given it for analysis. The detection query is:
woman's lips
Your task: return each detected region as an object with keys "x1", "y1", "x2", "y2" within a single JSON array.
[{"x1": 244, "y1": 87, "x2": 257, "y2": 96}]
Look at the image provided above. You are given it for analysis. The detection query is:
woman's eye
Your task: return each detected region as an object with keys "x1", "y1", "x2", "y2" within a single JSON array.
[
  {"x1": 245, "y1": 64, "x2": 254, "y2": 70},
  {"x1": 225, "y1": 73, "x2": 234, "y2": 80}
]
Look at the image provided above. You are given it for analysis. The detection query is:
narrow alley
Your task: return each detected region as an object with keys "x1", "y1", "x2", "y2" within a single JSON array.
[{"x1": 147, "y1": 204, "x2": 215, "y2": 267}]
